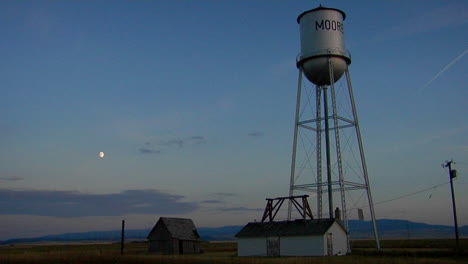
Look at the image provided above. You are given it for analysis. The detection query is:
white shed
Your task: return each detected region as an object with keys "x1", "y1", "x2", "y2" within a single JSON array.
[{"x1": 235, "y1": 218, "x2": 347, "y2": 257}]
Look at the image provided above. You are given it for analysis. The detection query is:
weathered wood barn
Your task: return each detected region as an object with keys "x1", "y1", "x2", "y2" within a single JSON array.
[
  {"x1": 147, "y1": 217, "x2": 202, "y2": 254},
  {"x1": 235, "y1": 218, "x2": 347, "y2": 256}
]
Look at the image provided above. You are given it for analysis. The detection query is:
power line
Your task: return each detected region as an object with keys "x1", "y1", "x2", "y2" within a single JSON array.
[
  {"x1": 347, "y1": 181, "x2": 449, "y2": 213},
  {"x1": 373, "y1": 181, "x2": 449, "y2": 206}
]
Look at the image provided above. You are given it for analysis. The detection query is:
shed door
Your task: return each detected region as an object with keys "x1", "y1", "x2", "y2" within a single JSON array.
[
  {"x1": 179, "y1": 240, "x2": 183, "y2": 254},
  {"x1": 266, "y1": 237, "x2": 280, "y2": 256},
  {"x1": 326, "y1": 233, "x2": 333, "y2": 256}
]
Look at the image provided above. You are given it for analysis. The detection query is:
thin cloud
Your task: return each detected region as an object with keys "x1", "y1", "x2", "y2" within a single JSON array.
[
  {"x1": 217, "y1": 207, "x2": 263, "y2": 212},
  {"x1": 139, "y1": 136, "x2": 205, "y2": 155},
  {"x1": 201, "y1": 193, "x2": 238, "y2": 205},
  {"x1": 157, "y1": 136, "x2": 206, "y2": 148},
  {"x1": 0, "y1": 189, "x2": 198, "y2": 217},
  {"x1": 188, "y1": 136, "x2": 206, "y2": 145},
  {"x1": 139, "y1": 148, "x2": 161, "y2": 155},
  {"x1": 420, "y1": 49, "x2": 468, "y2": 92},
  {"x1": 0, "y1": 177, "x2": 24, "y2": 182},
  {"x1": 248, "y1": 132, "x2": 264, "y2": 138},
  {"x1": 161, "y1": 139, "x2": 185, "y2": 148},
  {"x1": 213, "y1": 192, "x2": 238, "y2": 198},
  {"x1": 200, "y1": 200, "x2": 223, "y2": 204}
]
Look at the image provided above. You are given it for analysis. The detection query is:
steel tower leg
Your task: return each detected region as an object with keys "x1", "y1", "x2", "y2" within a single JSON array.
[
  {"x1": 288, "y1": 69, "x2": 303, "y2": 220},
  {"x1": 328, "y1": 58, "x2": 347, "y2": 225},
  {"x1": 316, "y1": 85, "x2": 323, "y2": 219},
  {"x1": 330, "y1": 84, "x2": 347, "y2": 224},
  {"x1": 345, "y1": 68, "x2": 381, "y2": 251},
  {"x1": 328, "y1": 56, "x2": 350, "y2": 252},
  {"x1": 322, "y1": 85, "x2": 334, "y2": 219}
]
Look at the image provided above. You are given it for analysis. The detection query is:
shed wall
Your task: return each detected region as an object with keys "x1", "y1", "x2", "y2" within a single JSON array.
[
  {"x1": 149, "y1": 239, "x2": 201, "y2": 254},
  {"x1": 148, "y1": 239, "x2": 174, "y2": 254},
  {"x1": 182, "y1": 240, "x2": 202, "y2": 254},
  {"x1": 280, "y1": 236, "x2": 324, "y2": 256},
  {"x1": 237, "y1": 237, "x2": 267, "y2": 256},
  {"x1": 327, "y1": 222, "x2": 348, "y2": 255}
]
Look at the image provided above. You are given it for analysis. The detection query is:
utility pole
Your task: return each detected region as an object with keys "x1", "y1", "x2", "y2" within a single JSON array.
[
  {"x1": 121, "y1": 220, "x2": 125, "y2": 255},
  {"x1": 443, "y1": 160, "x2": 459, "y2": 251}
]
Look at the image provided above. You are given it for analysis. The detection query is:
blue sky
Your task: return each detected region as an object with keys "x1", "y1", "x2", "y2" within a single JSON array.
[{"x1": 0, "y1": 0, "x2": 467, "y2": 240}]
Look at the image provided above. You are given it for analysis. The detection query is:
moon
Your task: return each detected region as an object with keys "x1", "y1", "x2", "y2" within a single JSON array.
[{"x1": 99, "y1": 152, "x2": 105, "y2": 158}]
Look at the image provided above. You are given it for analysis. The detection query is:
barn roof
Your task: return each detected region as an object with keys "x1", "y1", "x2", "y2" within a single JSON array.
[
  {"x1": 235, "y1": 218, "x2": 345, "y2": 238},
  {"x1": 147, "y1": 217, "x2": 201, "y2": 241}
]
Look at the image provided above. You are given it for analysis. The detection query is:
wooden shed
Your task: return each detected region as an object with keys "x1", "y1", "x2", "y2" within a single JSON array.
[
  {"x1": 147, "y1": 217, "x2": 202, "y2": 254},
  {"x1": 235, "y1": 218, "x2": 347, "y2": 257}
]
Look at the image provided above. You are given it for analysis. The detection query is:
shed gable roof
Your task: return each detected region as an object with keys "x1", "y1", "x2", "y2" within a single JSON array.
[
  {"x1": 235, "y1": 218, "x2": 343, "y2": 238},
  {"x1": 147, "y1": 217, "x2": 201, "y2": 241}
]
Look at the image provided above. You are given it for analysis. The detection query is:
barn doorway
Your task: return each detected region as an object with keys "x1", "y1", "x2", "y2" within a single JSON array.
[
  {"x1": 179, "y1": 240, "x2": 183, "y2": 254},
  {"x1": 267, "y1": 237, "x2": 280, "y2": 256}
]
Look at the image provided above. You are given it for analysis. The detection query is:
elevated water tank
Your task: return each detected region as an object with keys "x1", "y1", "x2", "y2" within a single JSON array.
[{"x1": 297, "y1": 6, "x2": 351, "y2": 86}]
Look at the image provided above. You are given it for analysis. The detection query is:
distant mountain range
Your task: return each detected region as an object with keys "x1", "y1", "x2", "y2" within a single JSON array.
[
  {"x1": 1, "y1": 219, "x2": 466, "y2": 245},
  {"x1": 349, "y1": 219, "x2": 467, "y2": 239}
]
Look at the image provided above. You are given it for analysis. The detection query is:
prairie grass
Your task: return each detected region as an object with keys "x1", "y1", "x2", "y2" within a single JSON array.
[
  {"x1": 352, "y1": 238, "x2": 468, "y2": 249},
  {"x1": 0, "y1": 239, "x2": 466, "y2": 264}
]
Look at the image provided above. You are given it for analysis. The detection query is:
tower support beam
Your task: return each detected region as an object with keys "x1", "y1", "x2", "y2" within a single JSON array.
[
  {"x1": 345, "y1": 68, "x2": 380, "y2": 250},
  {"x1": 316, "y1": 85, "x2": 323, "y2": 219},
  {"x1": 288, "y1": 69, "x2": 303, "y2": 220},
  {"x1": 322, "y1": 85, "x2": 334, "y2": 219}
]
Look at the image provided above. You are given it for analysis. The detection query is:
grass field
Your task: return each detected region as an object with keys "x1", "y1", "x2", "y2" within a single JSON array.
[{"x1": 0, "y1": 239, "x2": 467, "y2": 264}]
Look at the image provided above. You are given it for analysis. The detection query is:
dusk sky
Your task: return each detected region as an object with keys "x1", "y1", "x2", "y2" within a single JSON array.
[{"x1": 1, "y1": 0, "x2": 467, "y2": 240}]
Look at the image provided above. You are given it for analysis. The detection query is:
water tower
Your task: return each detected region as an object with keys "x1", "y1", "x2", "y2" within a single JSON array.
[{"x1": 287, "y1": 6, "x2": 381, "y2": 251}]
